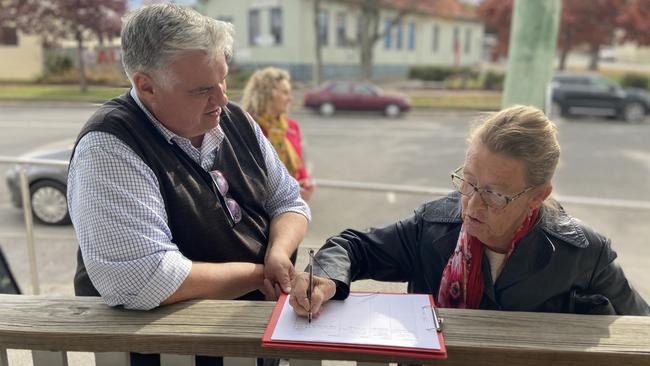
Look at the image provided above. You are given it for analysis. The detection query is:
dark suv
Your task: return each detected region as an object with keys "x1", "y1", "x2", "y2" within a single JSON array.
[{"x1": 551, "y1": 73, "x2": 650, "y2": 123}]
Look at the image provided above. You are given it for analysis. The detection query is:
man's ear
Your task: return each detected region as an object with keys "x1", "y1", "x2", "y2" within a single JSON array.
[
  {"x1": 132, "y1": 72, "x2": 155, "y2": 102},
  {"x1": 530, "y1": 183, "x2": 552, "y2": 210}
]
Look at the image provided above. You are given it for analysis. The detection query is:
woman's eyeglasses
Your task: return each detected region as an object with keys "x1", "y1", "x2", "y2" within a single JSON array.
[
  {"x1": 209, "y1": 170, "x2": 242, "y2": 226},
  {"x1": 450, "y1": 166, "x2": 533, "y2": 210}
]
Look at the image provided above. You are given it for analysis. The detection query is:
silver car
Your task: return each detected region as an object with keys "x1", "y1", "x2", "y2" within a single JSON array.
[{"x1": 5, "y1": 140, "x2": 73, "y2": 225}]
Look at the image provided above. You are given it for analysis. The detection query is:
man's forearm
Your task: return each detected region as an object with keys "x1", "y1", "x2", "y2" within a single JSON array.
[
  {"x1": 161, "y1": 262, "x2": 264, "y2": 305},
  {"x1": 267, "y1": 211, "x2": 309, "y2": 257}
]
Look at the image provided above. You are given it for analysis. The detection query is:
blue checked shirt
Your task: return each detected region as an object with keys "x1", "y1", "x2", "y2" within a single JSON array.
[{"x1": 68, "y1": 89, "x2": 311, "y2": 310}]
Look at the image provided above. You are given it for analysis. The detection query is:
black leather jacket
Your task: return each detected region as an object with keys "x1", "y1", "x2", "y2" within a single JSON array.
[{"x1": 314, "y1": 192, "x2": 650, "y2": 315}]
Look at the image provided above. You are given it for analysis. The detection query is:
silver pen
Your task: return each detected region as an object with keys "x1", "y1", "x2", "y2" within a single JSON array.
[
  {"x1": 307, "y1": 249, "x2": 314, "y2": 323},
  {"x1": 432, "y1": 306, "x2": 443, "y2": 332}
]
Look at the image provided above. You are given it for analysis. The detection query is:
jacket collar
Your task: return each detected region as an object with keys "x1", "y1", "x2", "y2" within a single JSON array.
[
  {"x1": 425, "y1": 193, "x2": 589, "y2": 292},
  {"x1": 422, "y1": 192, "x2": 589, "y2": 248}
]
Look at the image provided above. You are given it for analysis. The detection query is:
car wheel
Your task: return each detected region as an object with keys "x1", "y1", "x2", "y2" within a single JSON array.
[
  {"x1": 319, "y1": 102, "x2": 335, "y2": 116},
  {"x1": 30, "y1": 180, "x2": 70, "y2": 225},
  {"x1": 623, "y1": 102, "x2": 645, "y2": 123},
  {"x1": 384, "y1": 104, "x2": 402, "y2": 118}
]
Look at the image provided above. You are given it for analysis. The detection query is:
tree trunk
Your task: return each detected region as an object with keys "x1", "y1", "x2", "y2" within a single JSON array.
[
  {"x1": 359, "y1": 2, "x2": 379, "y2": 80},
  {"x1": 588, "y1": 43, "x2": 599, "y2": 71},
  {"x1": 357, "y1": 0, "x2": 415, "y2": 81},
  {"x1": 76, "y1": 28, "x2": 88, "y2": 93},
  {"x1": 558, "y1": 31, "x2": 572, "y2": 71},
  {"x1": 359, "y1": 13, "x2": 374, "y2": 80},
  {"x1": 312, "y1": 0, "x2": 322, "y2": 86}
]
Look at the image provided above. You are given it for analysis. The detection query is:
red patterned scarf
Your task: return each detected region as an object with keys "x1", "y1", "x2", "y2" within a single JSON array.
[{"x1": 437, "y1": 208, "x2": 539, "y2": 309}]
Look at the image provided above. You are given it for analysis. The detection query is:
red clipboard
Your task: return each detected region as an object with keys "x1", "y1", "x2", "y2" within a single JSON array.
[{"x1": 262, "y1": 292, "x2": 447, "y2": 360}]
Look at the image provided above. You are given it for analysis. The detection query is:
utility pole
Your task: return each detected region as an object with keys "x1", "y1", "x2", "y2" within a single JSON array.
[{"x1": 502, "y1": 0, "x2": 561, "y2": 109}]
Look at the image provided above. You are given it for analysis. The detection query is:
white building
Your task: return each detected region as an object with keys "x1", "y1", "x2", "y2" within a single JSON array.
[
  {"x1": 199, "y1": 0, "x2": 484, "y2": 81},
  {"x1": 0, "y1": 28, "x2": 43, "y2": 81}
]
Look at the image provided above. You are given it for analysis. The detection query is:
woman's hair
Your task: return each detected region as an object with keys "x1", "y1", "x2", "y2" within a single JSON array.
[
  {"x1": 121, "y1": 3, "x2": 234, "y2": 86},
  {"x1": 241, "y1": 67, "x2": 291, "y2": 118},
  {"x1": 469, "y1": 105, "x2": 561, "y2": 187}
]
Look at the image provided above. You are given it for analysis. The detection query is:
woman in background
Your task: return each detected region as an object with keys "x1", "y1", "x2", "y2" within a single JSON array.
[{"x1": 242, "y1": 67, "x2": 315, "y2": 201}]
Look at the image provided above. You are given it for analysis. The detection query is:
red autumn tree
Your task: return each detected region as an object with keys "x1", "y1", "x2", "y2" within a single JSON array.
[
  {"x1": 477, "y1": 0, "x2": 513, "y2": 61},
  {"x1": 618, "y1": 0, "x2": 650, "y2": 46},
  {"x1": 478, "y1": 0, "x2": 625, "y2": 70},
  {"x1": 558, "y1": 0, "x2": 625, "y2": 70},
  {"x1": 1, "y1": 0, "x2": 126, "y2": 92}
]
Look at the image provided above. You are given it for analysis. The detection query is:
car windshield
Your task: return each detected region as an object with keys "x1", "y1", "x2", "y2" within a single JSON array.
[{"x1": 591, "y1": 75, "x2": 617, "y2": 91}]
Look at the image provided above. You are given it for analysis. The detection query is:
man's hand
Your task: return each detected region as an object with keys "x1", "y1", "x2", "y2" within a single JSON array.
[
  {"x1": 289, "y1": 272, "x2": 336, "y2": 317},
  {"x1": 264, "y1": 248, "x2": 296, "y2": 299}
]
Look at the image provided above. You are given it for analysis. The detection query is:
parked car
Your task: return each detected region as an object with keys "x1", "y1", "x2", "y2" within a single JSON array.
[
  {"x1": 551, "y1": 73, "x2": 650, "y2": 123},
  {"x1": 5, "y1": 140, "x2": 73, "y2": 225},
  {"x1": 303, "y1": 80, "x2": 411, "y2": 117}
]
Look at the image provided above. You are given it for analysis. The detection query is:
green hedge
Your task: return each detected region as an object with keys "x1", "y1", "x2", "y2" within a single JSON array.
[
  {"x1": 620, "y1": 73, "x2": 649, "y2": 90},
  {"x1": 408, "y1": 66, "x2": 477, "y2": 82},
  {"x1": 483, "y1": 71, "x2": 505, "y2": 90},
  {"x1": 408, "y1": 66, "x2": 504, "y2": 90}
]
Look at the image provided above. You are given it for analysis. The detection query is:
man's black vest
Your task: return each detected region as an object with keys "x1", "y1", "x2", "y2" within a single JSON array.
[{"x1": 72, "y1": 92, "x2": 270, "y2": 300}]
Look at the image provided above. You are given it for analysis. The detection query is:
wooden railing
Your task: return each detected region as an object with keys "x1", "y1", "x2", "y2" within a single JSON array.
[{"x1": 0, "y1": 295, "x2": 649, "y2": 366}]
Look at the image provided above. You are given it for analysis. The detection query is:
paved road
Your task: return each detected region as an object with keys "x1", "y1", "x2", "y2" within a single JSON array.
[{"x1": 0, "y1": 103, "x2": 649, "y2": 301}]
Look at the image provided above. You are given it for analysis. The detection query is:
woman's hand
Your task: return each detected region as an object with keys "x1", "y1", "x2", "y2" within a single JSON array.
[
  {"x1": 289, "y1": 272, "x2": 336, "y2": 317},
  {"x1": 299, "y1": 179, "x2": 315, "y2": 201}
]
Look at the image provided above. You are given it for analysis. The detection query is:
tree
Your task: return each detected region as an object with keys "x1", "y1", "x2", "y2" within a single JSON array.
[
  {"x1": 479, "y1": 0, "x2": 625, "y2": 71},
  {"x1": 618, "y1": 0, "x2": 650, "y2": 46},
  {"x1": 313, "y1": 0, "x2": 323, "y2": 86},
  {"x1": 558, "y1": 0, "x2": 625, "y2": 70},
  {"x1": 477, "y1": 0, "x2": 513, "y2": 61},
  {"x1": 313, "y1": 0, "x2": 417, "y2": 81},
  {"x1": 3, "y1": 0, "x2": 126, "y2": 92},
  {"x1": 355, "y1": 0, "x2": 417, "y2": 80}
]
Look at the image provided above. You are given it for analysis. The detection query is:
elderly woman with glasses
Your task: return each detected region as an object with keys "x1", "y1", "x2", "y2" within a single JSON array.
[{"x1": 289, "y1": 105, "x2": 650, "y2": 316}]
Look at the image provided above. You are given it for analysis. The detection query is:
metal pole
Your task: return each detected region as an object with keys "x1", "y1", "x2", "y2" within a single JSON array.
[
  {"x1": 502, "y1": 0, "x2": 562, "y2": 109},
  {"x1": 18, "y1": 168, "x2": 40, "y2": 295}
]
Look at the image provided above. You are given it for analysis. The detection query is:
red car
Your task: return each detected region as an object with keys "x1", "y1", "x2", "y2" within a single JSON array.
[{"x1": 303, "y1": 81, "x2": 411, "y2": 117}]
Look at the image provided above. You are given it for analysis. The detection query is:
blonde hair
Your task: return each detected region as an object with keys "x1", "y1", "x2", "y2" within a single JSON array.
[
  {"x1": 469, "y1": 105, "x2": 560, "y2": 187},
  {"x1": 241, "y1": 67, "x2": 291, "y2": 118}
]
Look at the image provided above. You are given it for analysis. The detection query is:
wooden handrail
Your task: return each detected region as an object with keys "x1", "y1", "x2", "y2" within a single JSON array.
[{"x1": 0, "y1": 295, "x2": 649, "y2": 366}]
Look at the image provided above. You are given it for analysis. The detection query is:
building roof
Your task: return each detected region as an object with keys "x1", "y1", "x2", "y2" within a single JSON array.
[{"x1": 385, "y1": 0, "x2": 478, "y2": 21}]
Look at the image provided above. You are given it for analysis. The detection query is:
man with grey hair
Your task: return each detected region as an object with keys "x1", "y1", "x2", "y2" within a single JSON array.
[{"x1": 68, "y1": 3, "x2": 310, "y2": 365}]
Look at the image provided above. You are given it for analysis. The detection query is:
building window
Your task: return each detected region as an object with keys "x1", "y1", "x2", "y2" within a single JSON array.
[
  {"x1": 270, "y1": 7, "x2": 282, "y2": 45},
  {"x1": 432, "y1": 24, "x2": 439, "y2": 52},
  {"x1": 0, "y1": 27, "x2": 18, "y2": 46},
  {"x1": 407, "y1": 21, "x2": 415, "y2": 50},
  {"x1": 395, "y1": 22, "x2": 403, "y2": 49},
  {"x1": 383, "y1": 19, "x2": 392, "y2": 49},
  {"x1": 453, "y1": 26, "x2": 460, "y2": 53},
  {"x1": 464, "y1": 28, "x2": 472, "y2": 54},
  {"x1": 318, "y1": 9, "x2": 329, "y2": 46},
  {"x1": 248, "y1": 10, "x2": 260, "y2": 46},
  {"x1": 336, "y1": 12, "x2": 346, "y2": 47}
]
